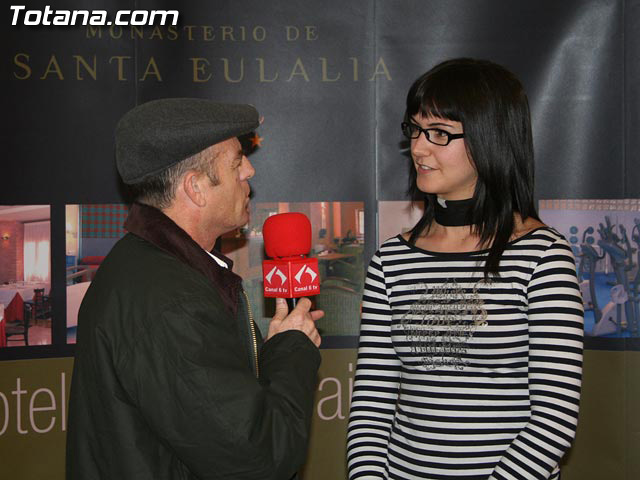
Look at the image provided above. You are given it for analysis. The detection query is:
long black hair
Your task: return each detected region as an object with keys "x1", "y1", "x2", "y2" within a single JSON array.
[{"x1": 405, "y1": 58, "x2": 540, "y2": 278}]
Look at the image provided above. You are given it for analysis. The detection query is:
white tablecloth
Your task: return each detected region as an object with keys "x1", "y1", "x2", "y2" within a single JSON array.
[
  {"x1": 67, "y1": 282, "x2": 91, "y2": 329},
  {"x1": 0, "y1": 283, "x2": 50, "y2": 305}
]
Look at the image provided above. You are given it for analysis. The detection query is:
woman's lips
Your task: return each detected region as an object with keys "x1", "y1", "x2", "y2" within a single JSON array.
[{"x1": 416, "y1": 163, "x2": 437, "y2": 172}]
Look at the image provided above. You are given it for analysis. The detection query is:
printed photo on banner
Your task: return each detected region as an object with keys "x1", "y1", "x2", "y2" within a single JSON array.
[
  {"x1": 65, "y1": 202, "x2": 365, "y2": 342},
  {"x1": 378, "y1": 200, "x2": 424, "y2": 247},
  {"x1": 539, "y1": 199, "x2": 640, "y2": 339},
  {"x1": 0, "y1": 205, "x2": 52, "y2": 348},
  {"x1": 221, "y1": 201, "x2": 365, "y2": 338},
  {"x1": 379, "y1": 199, "x2": 640, "y2": 342},
  {"x1": 65, "y1": 204, "x2": 129, "y2": 344}
]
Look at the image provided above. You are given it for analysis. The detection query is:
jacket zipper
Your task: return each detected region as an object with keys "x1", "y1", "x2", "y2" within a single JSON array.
[{"x1": 242, "y1": 290, "x2": 259, "y2": 378}]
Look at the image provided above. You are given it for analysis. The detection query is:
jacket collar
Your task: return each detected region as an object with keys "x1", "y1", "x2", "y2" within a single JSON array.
[{"x1": 124, "y1": 202, "x2": 241, "y2": 315}]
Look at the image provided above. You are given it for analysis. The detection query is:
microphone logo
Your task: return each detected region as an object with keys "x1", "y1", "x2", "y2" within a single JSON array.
[
  {"x1": 262, "y1": 258, "x2": 320, "y2": 298},
  {"x1": 294, "y1": 265, "x2": 318, "y2": 284},
  {"x1": 265, "y1": 266, "x2": 288, "y2": 286}
]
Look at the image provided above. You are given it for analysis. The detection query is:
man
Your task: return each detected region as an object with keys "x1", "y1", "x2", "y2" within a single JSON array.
[{"x1": 66, "y1": 98, "x2": 323, "y2": 480}]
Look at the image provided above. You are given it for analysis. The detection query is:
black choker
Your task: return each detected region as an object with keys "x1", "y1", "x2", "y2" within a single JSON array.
[{"x1": 434, "y1": 197, "x2": 474, "y2": 226}]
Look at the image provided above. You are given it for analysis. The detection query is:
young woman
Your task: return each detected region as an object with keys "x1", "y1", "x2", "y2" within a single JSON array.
[{"x1": 347, "y1": 58, "x2": 584, "y2": 480}]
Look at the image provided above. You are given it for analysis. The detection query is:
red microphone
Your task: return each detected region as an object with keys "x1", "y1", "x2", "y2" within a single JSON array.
[{"x1": 262, "y1": 213, "x2": 320, "y2": 301}]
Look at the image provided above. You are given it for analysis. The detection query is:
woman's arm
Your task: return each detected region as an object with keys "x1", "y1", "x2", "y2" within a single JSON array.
[
  {"x1": 490, "y1": 238, "x2": 584, "y2": 479},
  {"x1": 347, "y1": 252, "x2": 402, "y2": 479}
]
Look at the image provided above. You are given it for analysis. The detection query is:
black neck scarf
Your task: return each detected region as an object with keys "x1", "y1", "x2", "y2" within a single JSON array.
[{"x1": 434, "y1": 197, "x2": 474, "y2": 227}]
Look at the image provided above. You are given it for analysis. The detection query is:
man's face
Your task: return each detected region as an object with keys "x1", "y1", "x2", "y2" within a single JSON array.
[{"x1": 202, "y1": 137, "x2": 255, "y2": 236}]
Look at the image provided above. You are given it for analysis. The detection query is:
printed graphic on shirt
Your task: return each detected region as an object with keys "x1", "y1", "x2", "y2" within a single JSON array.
[{"x1": 400, "y1": 279, "x2": 488, "y2": 370}]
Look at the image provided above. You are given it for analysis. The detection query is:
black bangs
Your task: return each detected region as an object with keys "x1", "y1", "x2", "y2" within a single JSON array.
[
  {"x1": 405, "y1": 59, "x2": 491, "y2": 124},
  {"x1": 405, "y1": 76, "x2": 464, "y2": 123}
]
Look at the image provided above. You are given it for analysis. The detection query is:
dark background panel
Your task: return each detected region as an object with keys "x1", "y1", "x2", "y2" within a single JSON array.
[
  {"x1": 4, "y1": 0, "x2": 138, "y2": 360},
  {"x1": 134, "y1": 0, "x2": 381, "y2": 278},
  {"x1": 2, "y1": 0, "x2": 637, "y2": 360},
  {"x1": 4, "y1": 0, "x2": 137, "y2": 204},
  {"x1": 3, "y1": 0, "x2": 381, "y2": 360},
  {"x1": 375, "y1": 0, "x2": 624, "y2": 201},
  {"x1": 135, "y1": 0, "x2": 378, "y2": 204},
  {"x1": 626, "y1": 0, "x2": 640, "y2": 197},
  {"x1": 2, "y1": 3, "x2": 639, "y2": 479}
]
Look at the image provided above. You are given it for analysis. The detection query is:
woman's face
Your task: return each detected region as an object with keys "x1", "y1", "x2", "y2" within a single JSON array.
[{"x1": 410, "y1": 113, "x2": 477, "y2": 200}]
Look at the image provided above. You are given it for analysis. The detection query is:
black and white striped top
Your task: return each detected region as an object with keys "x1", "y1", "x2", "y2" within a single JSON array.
[{"x1": 347, "y1": 228, "x2": 583, "y2": 480}]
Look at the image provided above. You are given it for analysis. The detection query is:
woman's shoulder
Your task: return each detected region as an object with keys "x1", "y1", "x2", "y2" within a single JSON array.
[
  {"x1": 378, "y1": 233, "x2": 409, "y2": 252},
  {"x1": 511, "y1": 216, "x2": 547, "y2": 241},
  {"x1": 369, "y1": 234, "x2": 415, "y2": 262},
  {"x1": 511, "y1": 216, "x2": 573, "y2": 255}
]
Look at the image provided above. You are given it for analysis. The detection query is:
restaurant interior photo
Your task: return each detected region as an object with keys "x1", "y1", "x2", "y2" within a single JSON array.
[
  {"x1": 63, "y1": 202, "x2": 366, "y2": 342},
  {"x1": 65, "y1": 204, "x2": 130, "y2": 343},
  {"x1": 0, "y1": 205, "x2": 52, "y2": 347}
]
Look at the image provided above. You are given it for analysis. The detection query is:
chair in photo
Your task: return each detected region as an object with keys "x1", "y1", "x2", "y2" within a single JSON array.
[
  {"x1": 321, "y1": 276, "x2": 360, "y2": 290},
  {"x1": 76, "y1": 256, "x2": 105, "y2": 282},
  {"x1": 5, "y1": 303, "x2": 33, "y2": 346},
  {"x1": 315, "y1": 284, "x2": 362, "y2": 336},
  {"x1": 24, "y1": 288, "x2": 51, "y2": 325},
  {"x1": 330, "y1": 244, "x2": 365, "y2": 291}
]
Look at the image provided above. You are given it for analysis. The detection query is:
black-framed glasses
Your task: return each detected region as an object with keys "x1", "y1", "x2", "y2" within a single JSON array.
[{"x1": 401, "y1": 122, "x2": 465, "y2": 146}]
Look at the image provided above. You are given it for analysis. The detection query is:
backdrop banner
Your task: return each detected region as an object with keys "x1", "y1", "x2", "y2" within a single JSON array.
[{"x1": 3, "y1": 1, "x2": 639, "y2": 479}]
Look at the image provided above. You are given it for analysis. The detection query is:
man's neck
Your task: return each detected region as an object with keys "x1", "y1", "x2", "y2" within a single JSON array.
[{"x1": 162, "y1": 204, "x2": 219, "y2": 251}]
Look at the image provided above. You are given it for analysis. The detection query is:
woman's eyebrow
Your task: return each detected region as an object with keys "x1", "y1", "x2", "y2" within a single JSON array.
[
  {"x1": 427, "y1": 122, "x2": 454, "y2": 128},
  {"x1": 410, "y1": 117, "x2": 455, "y2": 128}
]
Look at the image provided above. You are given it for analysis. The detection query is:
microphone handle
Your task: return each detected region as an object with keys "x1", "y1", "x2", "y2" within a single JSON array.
[{"x1": 287, "y1": 297, "x2": 298, "y2": 310}]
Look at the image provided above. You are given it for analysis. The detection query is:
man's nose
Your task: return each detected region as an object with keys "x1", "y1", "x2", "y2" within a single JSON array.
[{"x1": 242, "y1": 156, "x2": 256, "y2": 180}]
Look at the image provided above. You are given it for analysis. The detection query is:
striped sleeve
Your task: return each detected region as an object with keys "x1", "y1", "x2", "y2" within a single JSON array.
[
  {"x1": 489, "y1": 238, "x2": 584, "y2": 480},
  {"x1": 347, "y1": 252, "x2": 402, "y2": 479}
]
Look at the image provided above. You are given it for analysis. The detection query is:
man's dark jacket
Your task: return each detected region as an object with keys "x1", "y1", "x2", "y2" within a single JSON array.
[{"x1": 66, "y1": 204, "x2": 321, "y2": 479}]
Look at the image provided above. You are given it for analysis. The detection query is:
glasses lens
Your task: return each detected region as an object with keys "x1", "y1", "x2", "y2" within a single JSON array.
[
  {"x1": 428, "y1": 129, "x2": 450, "y2": 146},
  {"x1": 402, "y1": 122, "x2": 419, "y2": 139}
]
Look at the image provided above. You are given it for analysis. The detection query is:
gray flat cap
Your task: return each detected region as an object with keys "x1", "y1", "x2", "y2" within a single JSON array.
[{"x1": 115, "y1": 98, "x2": 259, "y2": 184}]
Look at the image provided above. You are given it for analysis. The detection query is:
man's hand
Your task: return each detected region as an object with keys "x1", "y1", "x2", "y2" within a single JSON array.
[{"x1": 267, "y1": 297, "x2": 323, "y2": 347}]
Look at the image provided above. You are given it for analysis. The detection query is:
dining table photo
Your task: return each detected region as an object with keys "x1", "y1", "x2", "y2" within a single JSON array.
[{"x1": 0, "y1": 282, "x2": 51, "y2": 347}]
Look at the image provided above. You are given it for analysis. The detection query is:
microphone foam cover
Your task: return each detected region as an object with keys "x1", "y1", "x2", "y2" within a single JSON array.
[{"x1": 263, "y1": 212, "x2": 312, "y2": 258}]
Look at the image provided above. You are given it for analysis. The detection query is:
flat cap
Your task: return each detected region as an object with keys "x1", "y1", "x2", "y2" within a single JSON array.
[{"x1": 115, "y1": 98, "x2": 259, "y2": 184}]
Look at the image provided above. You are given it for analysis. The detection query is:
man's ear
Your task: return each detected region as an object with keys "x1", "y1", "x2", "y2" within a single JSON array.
[{"x1": 183, "y1": 171, "x2": 206, "y2": 207}]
